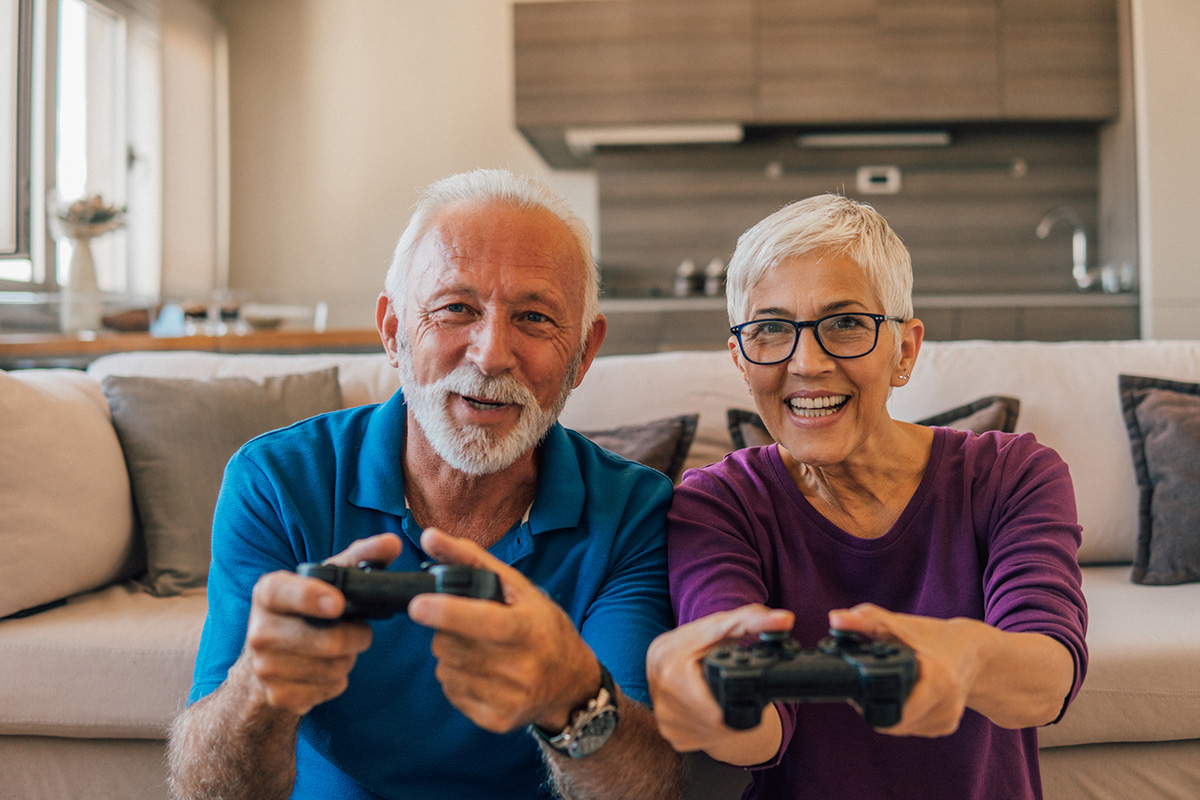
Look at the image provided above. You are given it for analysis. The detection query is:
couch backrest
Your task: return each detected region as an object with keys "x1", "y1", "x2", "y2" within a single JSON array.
[{"x1": 87, "y1": 340, "x2": 1200, "y2": 566}]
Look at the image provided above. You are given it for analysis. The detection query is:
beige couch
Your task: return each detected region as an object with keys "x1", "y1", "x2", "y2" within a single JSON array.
[{"x1": 2, "y1": 341, "x2": 1199, "y2": 799}]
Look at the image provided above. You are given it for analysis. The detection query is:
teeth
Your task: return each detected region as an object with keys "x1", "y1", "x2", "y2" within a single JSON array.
[
  {"x1": 464, "y1": 396, "x2": 505, "y2": 410},
  {"x1": 788, "y1": 395, "x2": 848, "y2": 417}
]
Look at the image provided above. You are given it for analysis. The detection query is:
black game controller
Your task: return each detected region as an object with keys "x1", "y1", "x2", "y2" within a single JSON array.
[
  {"x1": 703, "y1": 631, "x2": 919, "y2": 730},
  {"x1": 297, "y1": 561, "x2": 503, "y2": 624}
]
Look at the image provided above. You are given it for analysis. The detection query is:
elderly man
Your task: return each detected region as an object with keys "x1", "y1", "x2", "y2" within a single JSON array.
[{"x1": 166, "y1": 169, "x2": 683, "y2": 800}]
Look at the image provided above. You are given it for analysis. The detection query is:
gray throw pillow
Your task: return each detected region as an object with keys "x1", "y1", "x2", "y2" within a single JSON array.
[
  {"x1": 1119, "y1": 374, "x2": 1200, "y2": 586},
  {"x1": 727, "y1": 395, "x2": 1021, "y2": 450},
  {"x1": 581, "y1": 414, "x2": 699, "y2": 484},
  {"x1": 102, "y1": 369, "x2": 343, "y2": 596}
]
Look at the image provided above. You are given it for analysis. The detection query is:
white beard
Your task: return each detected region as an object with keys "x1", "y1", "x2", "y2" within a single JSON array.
[{"x1": 396, "y1": 341, "x2": 582, "y2": 476}]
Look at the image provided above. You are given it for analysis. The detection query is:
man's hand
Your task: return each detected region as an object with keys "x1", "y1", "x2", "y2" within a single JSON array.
[
  {"x1": 406, "y1": 527, "x2": 601, "y2": 734},
  {"x1": 241, "y1": 533, "x2": 403, "y2": 716},
  {"x1": 646, "y1": 604, "x2": 793, "y2": 766}
]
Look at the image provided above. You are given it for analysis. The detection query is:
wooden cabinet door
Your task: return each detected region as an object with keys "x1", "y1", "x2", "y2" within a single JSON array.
[
  {"x1": 756, "y1": 0, "x2": 878, "y2": 123},
  {"x1": 757, "y1": 0, "x2": 998, "y2": 123},
  {"x1": 514, "y1": 0, "x2": 755, "y2": 128},
  {"x1": 875, "y1": 0, "x2": 1000, "y2": 121},
  {"x1": 998, "y1": 0, "x2": 1119, "y2": 120}
]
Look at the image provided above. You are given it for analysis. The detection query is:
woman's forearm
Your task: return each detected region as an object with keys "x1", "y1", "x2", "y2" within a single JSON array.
[{"x1": 965, "y1": 623, "x2": 1075, "y2": 729}]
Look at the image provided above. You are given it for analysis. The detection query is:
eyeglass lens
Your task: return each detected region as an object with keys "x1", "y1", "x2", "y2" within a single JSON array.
[{"x1": 738, "y1": 314, "x2": 881, "y2": 363}]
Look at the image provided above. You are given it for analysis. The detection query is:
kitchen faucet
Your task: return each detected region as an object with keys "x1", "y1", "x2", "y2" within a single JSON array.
[{"x1": 1036, "y1": 206, "x2": 1094, "y2": 290}]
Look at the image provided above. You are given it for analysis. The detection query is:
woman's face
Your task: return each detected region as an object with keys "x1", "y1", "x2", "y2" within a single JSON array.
[{"x1": 730, "y1": 252, "x2": 921, "y2": 468}]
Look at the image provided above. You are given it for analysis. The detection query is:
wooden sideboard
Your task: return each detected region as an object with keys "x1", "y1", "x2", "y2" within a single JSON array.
[{"x1": 0, "y1": 328, "x2": 385, "y2": 370}]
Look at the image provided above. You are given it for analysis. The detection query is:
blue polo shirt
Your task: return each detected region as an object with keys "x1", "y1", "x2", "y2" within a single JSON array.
[{"x1": 188, "y1": 390, "x2": 674, "y2": 799}]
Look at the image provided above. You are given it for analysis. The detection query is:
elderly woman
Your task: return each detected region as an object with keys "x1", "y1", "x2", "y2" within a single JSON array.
[{"x1": 647, "y1": 195, "x2": 1087, "y2": 800}]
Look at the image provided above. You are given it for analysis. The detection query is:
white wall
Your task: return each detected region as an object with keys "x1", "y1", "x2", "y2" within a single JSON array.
[
  {"x1": 160, "y1": 0, "x2": 221, "y2": 300},
  {"x1": 174, "y1": 0, "x2": 1194, "y2": 338},
  {"x1": 220, "y1": 0, "x2": 596, "y2": 327},
  {"x1": 1133, "y1": 0, "x2": 1200, "y2": 339}
]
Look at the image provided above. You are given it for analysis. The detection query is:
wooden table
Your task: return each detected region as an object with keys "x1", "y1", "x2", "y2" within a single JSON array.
[{"x1": 0, "y1": 328, "x2": 385, "y2": 370}]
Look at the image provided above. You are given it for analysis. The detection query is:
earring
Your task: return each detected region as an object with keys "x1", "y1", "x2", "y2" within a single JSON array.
[{"x1": 898, "y1": 374, "x2": 909, "y2": 382}]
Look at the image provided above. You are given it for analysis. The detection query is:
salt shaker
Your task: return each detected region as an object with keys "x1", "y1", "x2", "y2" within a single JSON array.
[{"x1": 703, "y1": 258, "x2": 726, "y2": 297}]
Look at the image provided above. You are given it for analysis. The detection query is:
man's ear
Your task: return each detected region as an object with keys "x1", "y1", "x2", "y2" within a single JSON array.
[
  {"x1": 376, "y1": 293, "x2": 401, "y2": 368},
  {"x1": 571, "y1": 314, "x2": 608, "y2": 389}
]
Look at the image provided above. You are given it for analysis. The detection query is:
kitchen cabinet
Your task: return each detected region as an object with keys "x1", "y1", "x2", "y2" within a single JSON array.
[
  {"x1": 999, "y1": 0, "x2": 1120, "y2": 119},
  {"x1": 513, "y1": 0, "x2": 755, "y2": 128},
  {"x1": 913, "y1": 293, "x2": 1138, "y2": 341},
  {"x1": 757, "y1": 0, "x2": 1001, "y2": 123},
  {"x1": 514, "y1": 0, "x2": 1118, "y2": 167}
]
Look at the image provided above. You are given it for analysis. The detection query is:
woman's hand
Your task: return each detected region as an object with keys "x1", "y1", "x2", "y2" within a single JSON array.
[
  {"x1": 829, "y1": 604, "x2": 1074, "y2": 736},
  {"x1": 646, "y1": 604, "x2": 793, "y2": 766}
]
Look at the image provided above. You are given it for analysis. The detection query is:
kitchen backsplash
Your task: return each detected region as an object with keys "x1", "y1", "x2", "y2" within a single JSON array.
[{"x1": 595, "y1": 124, "x2": 1105, "y2": 299}]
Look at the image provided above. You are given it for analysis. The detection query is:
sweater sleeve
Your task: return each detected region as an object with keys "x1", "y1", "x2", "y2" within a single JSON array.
[
  {"x1": 666, "y1": 451, "x2": 798, "y2": 769},
  {"x1": 976, "y1": 432, "x2": 1090, "y2": 721},
  {"x1": 667, "y1": 455, "x2": 776, "y2": 626}
]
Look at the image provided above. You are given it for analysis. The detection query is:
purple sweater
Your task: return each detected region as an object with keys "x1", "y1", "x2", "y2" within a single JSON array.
[{"x1": 668, "y1": 428, "x2": 1088, "y2": 800}]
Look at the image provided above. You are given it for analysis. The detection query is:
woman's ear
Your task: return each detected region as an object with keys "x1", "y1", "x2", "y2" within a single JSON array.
[
  {"x1": 729, "y1": 336, "x2": 751, "y2": 391},
  {"x1": 893, "y1": 317, "x2": 925, "y2": 386}
]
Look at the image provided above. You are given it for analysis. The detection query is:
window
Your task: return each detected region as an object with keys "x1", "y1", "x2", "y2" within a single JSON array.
[
  {"x1": 1, "y1": 0, "x2": 160, "y2": 300},
  {"x1": 0, "y1": 0, "x2": 33, "y2": 283},
  {"x1": 55, "y1": 0, "x2": 160, "y2": 298}
]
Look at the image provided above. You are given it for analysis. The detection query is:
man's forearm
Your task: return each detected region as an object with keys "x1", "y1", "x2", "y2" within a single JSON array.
[
  {"x1": 167, "y1": 656, "x2": 302, "y2": 800},
  {"x1": 542, "y1": 695, "x2": 684, "y2": 800}
]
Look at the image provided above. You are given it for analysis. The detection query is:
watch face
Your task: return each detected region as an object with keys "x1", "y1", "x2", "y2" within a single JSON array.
[{"x1": 567, "y1": 708, "x2": 619, "y2": 758}]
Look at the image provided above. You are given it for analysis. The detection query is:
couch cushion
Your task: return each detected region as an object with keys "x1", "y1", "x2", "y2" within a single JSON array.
[
  {"x1": 0, "y1": 582, "x2": 205, "y2": 738},
  {"x1": 726, "y1": 395, "x2": 1020, "y2": 449},
  {"x1": 885, "y1": 341, "x2": 1200, "y2": 564},
  {"x1": 0, "y1": 369, "x2": 137, "y2": 619},
  {"x1": 562, "y1": 351, "x2": 750, "y2": 474},
  {"x1": 1119, "y1": 375, "x2": 1200, "y2": 585},
  {"x1": 1039, "y1": 565, "x2": 1200, "y2": 748},
  {"x1": 581, "y1": 414, "x2": 699, "y2": 483},
  {"x1": 88, "y1": 351, "x2": 400, "y2": 409},
  {"x1": 101, "y1": 369, "x2": 343, "y2": 596}
]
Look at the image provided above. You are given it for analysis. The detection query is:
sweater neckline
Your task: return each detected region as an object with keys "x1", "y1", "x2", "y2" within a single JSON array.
[{"x1": 764, "y1": 427, "x2": 950, "y2": 551}]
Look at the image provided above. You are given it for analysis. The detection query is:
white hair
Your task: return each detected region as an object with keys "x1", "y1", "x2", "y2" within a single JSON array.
[
  {"x1": 725, "y1": 194, "x2": 915, "y2": 330},
  {"x1": 384, "y1": 168, "x2": 599, "y2": 343}
]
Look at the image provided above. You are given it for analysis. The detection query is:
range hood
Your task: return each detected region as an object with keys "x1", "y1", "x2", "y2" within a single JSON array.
[{"x1": 563, "y1": 123, "x2": 745, "y2": 157}]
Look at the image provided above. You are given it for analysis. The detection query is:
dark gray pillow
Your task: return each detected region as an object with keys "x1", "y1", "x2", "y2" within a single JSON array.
[
  {"x1": 727, "y1": 395, "x2": 1021, "y2": 450},
  {"x1": 581, "y1": 414, "x2": 699, "y2": 484},
  {"x1": 1119, "y1": 374, "x2": 1200, "y2": 585},
  {"x1": 102, "y1": 369, "x2": 343, "y2": 596}
]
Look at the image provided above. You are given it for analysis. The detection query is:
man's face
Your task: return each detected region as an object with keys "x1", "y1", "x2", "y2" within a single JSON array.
[{"x1": 388, "y1": 200, "x2": 600, "y2": 475}]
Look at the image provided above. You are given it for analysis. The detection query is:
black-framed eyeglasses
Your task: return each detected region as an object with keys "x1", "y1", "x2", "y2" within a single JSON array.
[{"x1": 730, "y1": 313, "x2": 906, "y2": 364}]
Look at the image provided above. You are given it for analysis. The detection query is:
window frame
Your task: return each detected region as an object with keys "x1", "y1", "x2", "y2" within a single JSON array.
[
  {"x1": 0, "y1": 0, "x2": 35, "y2": 287},
  {"x1": 1, "y1": 0, "x2": 161, "y2": 302}
]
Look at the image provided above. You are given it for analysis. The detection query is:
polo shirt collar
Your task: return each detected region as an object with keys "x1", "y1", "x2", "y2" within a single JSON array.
[{"x1": 348, "y1": 391, "x2": 585, "y2": 538}]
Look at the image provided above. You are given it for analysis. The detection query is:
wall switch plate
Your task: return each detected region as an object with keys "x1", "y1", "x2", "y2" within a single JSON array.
[{"x1": 856, "y1": 165, "x2": 902, "y2": 194}]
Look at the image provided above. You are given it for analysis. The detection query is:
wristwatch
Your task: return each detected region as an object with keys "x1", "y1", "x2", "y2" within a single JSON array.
[{"x1": 529, "y1": 663, "x2": 619, "y2": 759}]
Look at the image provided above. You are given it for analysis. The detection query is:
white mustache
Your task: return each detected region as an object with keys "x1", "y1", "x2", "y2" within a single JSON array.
[{"x1": 434, "y1": 366, "x2": 538, "y2": 410}]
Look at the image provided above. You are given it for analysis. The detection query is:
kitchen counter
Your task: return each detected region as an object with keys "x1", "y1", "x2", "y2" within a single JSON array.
[
  {"x1": 0, "y1": 328, "x2": 384, "y2": 370},
  {"x1": 601, "y1": 292, "x2": 1138, "y2": 313},
  {"x1": 597, "y1": 292, "x2": 1141, "y2": 354}
]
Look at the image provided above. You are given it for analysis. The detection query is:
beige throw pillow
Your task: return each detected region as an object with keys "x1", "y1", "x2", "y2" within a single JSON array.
[{"x1": 0, "y1": 370, "x2": 137, "y2": 619}]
